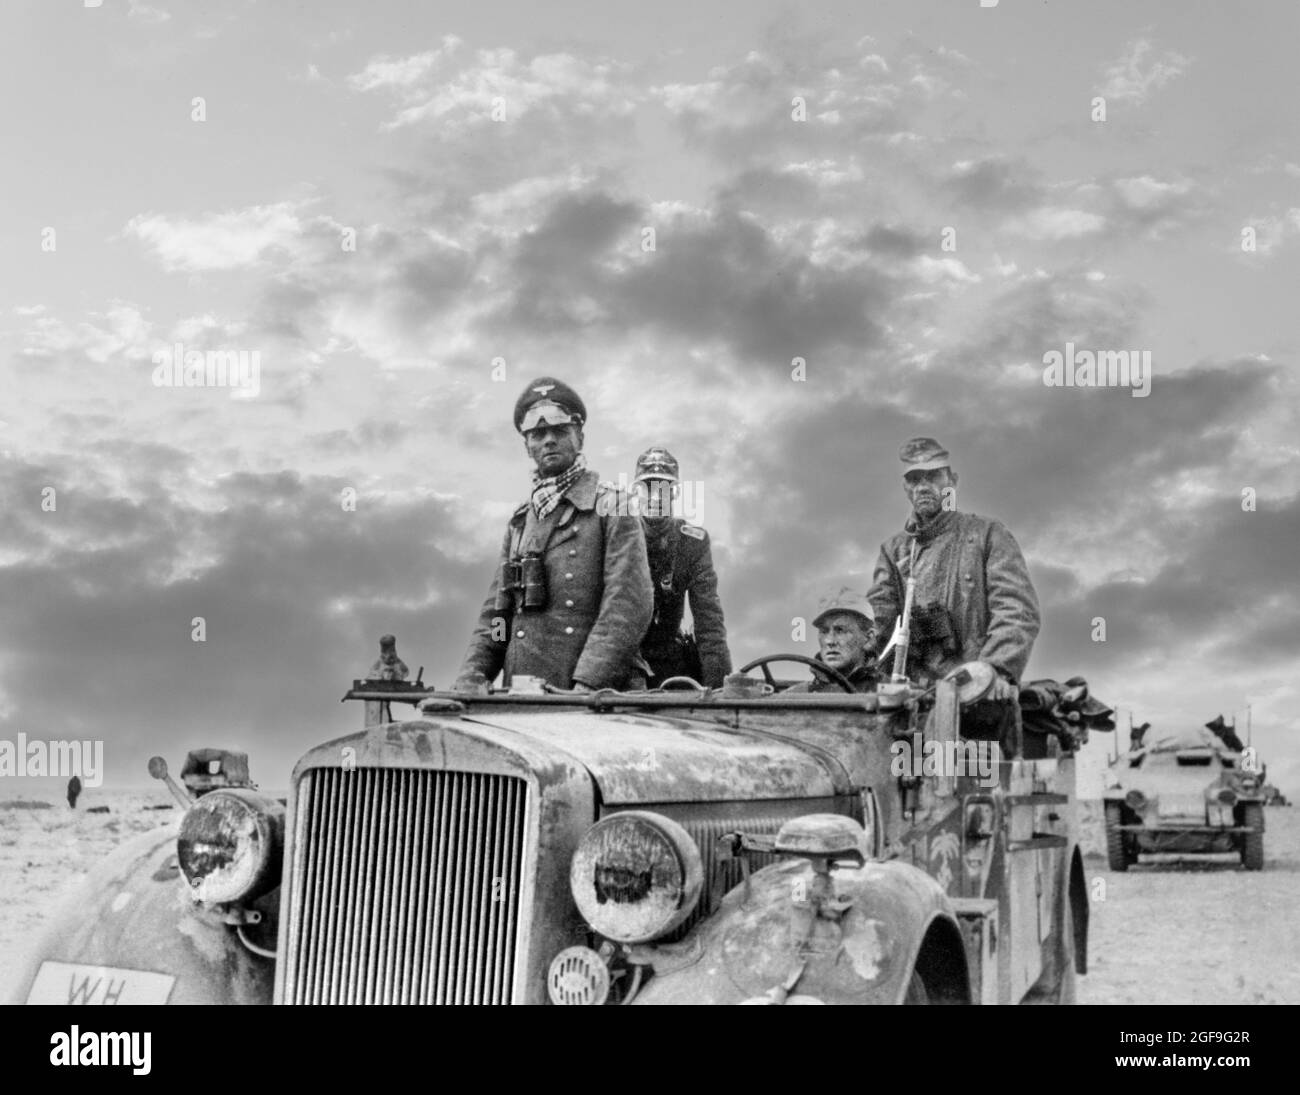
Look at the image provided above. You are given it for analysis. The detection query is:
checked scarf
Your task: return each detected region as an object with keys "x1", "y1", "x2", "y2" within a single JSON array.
[{"x1": 531, "y1": 454, "x2": 587, "y2": 518}]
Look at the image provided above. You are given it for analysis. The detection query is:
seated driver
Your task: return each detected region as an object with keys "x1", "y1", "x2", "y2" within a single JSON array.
[{"x1": 787, "y1": 589, "x2": 880, "y2": 693}]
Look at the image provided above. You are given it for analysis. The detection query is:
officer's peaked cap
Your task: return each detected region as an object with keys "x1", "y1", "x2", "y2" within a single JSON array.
[{"x1": 514, "y1": 377, "x2": 587, "y2": 432}]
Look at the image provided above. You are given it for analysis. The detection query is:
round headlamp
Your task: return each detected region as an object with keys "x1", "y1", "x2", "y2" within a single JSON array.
[
  {"x1": 1215, "y1": 788, "x2": 1238, "y2": 806},
  {"x1": 1124, "y1": 789, "x2": 1147, "y2": 811},
  {"x1": 570, "y1": 811, "x2": 703, "y2": 944},
  {"x1": 177, "y1": 789, "x2": 284, "y2": 905}
]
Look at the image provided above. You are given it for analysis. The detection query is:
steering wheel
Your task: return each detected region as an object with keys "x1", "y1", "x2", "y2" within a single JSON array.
[{"x1": 736, "y1": 653, "x2": 857, "y2": 694}]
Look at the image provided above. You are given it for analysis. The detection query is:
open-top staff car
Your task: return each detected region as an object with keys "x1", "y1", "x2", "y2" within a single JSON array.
[
  {"x1": 12, "y1": 648, "x2": 1104, "y2": 1005},
  {"x1": 1103, "y1": 727, "x2": 1265, "y2": 871}
]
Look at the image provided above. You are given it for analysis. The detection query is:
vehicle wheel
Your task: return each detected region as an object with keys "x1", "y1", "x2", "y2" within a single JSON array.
[
  {"x1": 903, "y1": 968, "x2": 929, "y2": 1004},
  {"x1": 1240, "y1": 804, "x2": 1265, "y2": 870},
  {"x1": 1104, "y1": 804, "x2": 1129, "y2": 872}
]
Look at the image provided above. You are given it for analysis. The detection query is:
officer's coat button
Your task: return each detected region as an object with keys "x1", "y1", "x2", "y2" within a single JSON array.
[
  {"x1": 516, "y1": 630, "x2": 525, "y2": 638},
  {"x1": 569, "y1": 549, "x2": 577, "y2": 556},
  {"x1": 565, "y1": 599, "x2": 574, "y2": 607},
  {"x1": 565, "y1": 572, "x2": 573, "y2": 579},
  {"x1": 564, "y1": 626, "x2": 574, "y2": 634}
]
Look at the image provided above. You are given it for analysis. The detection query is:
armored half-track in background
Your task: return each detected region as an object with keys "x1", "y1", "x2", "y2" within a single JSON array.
[
  {"x1": 12, "y1": 646, "x2": 1111, "y2": 1005},
  {"x1": 1103, "y1": 726, "x2": 1266, "y2": 871}
]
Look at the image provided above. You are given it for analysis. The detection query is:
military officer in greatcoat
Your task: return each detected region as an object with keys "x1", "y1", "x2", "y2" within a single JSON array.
[
  {"x1": 867, "y1": 437, "x2": 1040, "y2": 698},
  {"x1": 454, "y1": 378, "x2": 653, "y2": 692},
  {"x1": 632, "y1": 447, "x2": 732, "y2": 688}
]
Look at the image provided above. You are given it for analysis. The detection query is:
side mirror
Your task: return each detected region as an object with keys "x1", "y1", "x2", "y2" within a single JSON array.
[{"x1": 148, "y1": 755, "x2": 194, "y2": 809}]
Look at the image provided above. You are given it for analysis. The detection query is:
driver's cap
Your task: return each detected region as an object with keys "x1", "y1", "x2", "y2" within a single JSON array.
[{"x1": 812, "y1": 588, "x2": 874, "y2": 629}]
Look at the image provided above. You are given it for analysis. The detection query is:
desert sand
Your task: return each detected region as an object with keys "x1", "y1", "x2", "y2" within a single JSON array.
[
  {"x1": 0, "y1": 788, "x2": 178, "y2": 993},
  {"x1": 1077, "y1": 803, "x2": 1300, "y2": 1004}
]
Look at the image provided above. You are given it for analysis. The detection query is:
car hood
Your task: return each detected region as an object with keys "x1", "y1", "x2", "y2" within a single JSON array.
[{"x1": 454, "y1": 709, "x2": 841, "y2": 805}]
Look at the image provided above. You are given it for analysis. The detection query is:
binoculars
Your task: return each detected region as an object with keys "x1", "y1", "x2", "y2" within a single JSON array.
[
  {"x1": 497, "y1": 554, "x2": 548, "y2": 611},
  {"x1": 912, "y1": 602, "x2": 960, "y2": 656}
]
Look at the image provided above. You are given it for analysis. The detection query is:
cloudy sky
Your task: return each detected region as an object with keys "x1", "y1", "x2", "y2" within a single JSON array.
[{"x1": 1, "y1": 0, "x2": 1297, "y2": 793}]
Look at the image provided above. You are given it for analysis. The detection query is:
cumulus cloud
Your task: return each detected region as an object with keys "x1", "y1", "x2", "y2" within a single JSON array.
[
  {"x1": 654, "y1": 33, "x2": 968, "y2": 163},
  {"x1": 1244, "y1": 207, "x2": 1300, "y2": 257},
  {"x1": 1098, "y1": 38, "x2": 1192, "y2": 104},
  {"x1": 1009, "y1": 206, "x2": 1107, "y2": 241},
  {"x1": 1104, "y1": 174, "x2": 1204, "y2": 238},
  {"x1": 479, "y1": 193, "x2": 899, "y2": 371},
  {"x1": 123, "y1": 202, "x2": 306, "y2": 272},
  {"x1": 349, "y1": 42, "x2": 636, "y2": 133},
  {"x1": 19, "y1": 302, "x2": 153, "y2": 366},
  {"x1": 347, "y1": 36, "x2": 463, "y2": 92},
  {"x1": 942, "y1": 157, "x2": 1046, "y2": 213}
]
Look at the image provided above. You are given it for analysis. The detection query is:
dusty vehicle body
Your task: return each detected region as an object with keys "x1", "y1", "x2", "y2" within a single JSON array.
[
  {"x1": 12, "y1": 657, "x2": 1091, "y2": 1006},
  {"x1": 1103, "y1": 728, "x2": 1265, "y2": 871}
]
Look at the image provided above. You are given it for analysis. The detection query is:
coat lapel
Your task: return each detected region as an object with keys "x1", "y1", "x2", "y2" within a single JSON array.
[
  {"x1": 543, "y1": 470, "x2": 599, "y2": 551},
  {"x1": 520, "y1": 505, "x2": 565, "y2": 555},
  {"x1": 519, "y1": 469, "x2": 599, "y2": 554}
]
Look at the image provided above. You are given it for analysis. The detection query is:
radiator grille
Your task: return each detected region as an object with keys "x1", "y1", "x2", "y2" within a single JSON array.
[
  {"x1": 672, "y1": 815, "x2": 784, "y2": 938},
  {"x1": 282, "y1": 768, "x2": 528, "y2": 1004}
]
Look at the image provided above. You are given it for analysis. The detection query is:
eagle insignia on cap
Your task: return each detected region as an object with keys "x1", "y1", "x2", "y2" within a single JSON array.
[{"x1": 532, "y1": 383, "x2": 556, "y2": 396}]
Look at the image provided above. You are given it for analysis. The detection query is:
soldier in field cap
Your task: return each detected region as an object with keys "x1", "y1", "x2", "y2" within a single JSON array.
[
  {"x1": 786, "y1": 588, "x2": 879, "y2": 693},
  {"x1": 632, "y1": 446, "x2": 732, "y2": 688},
  {"x1": 867, "y1": 437, "x2": 1040, "y2": 698},
  {"x1": 455, "y1": 378, "x2": 653, "y2": 692}
]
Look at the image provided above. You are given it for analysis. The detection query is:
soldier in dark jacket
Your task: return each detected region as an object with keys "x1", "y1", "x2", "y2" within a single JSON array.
[
  {"x1": 868, "y1": 438, "x2": 1040, "y2": 699},
  {"x1": 632, "y1": 447, "x2": 732, "y2": 688},
  {"x1": 455, "y1": 378, "x2": 653, "y2": 692},
  {"x1": 786, "y1": 589, "x2": 879, "y2": 693}
]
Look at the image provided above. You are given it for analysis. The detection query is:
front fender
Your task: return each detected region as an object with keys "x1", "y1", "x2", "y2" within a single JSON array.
[
  {"x1": 633, "y1": 857, "x2": 962, "y2": 1005},
  {"x1": 8, "y1": 823, "x2": 274, "y2": 1005}
]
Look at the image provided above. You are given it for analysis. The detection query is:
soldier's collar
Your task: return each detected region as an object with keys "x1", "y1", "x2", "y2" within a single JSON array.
[
  {"x1": 643, "y1": 515, "x2": 679, "y2": 538},
  {"x1": 562, "y1": 468, "x2": 601, "y2": 511},
  {"x1": 904, "y1": 508, "x2": 959, "y2": 541},
  {"x1": 510, "y1": 468, "x2": 600, "y2": 520}
]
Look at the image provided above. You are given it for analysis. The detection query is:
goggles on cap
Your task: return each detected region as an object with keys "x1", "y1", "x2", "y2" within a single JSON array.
[
  {"x1": 520, "y1": 400, "x2": 581, "y2": 432},
  {"x1": 634, "y1": 452, "x2": 679, "y2": 483},
  {"x1": 634, "y1": 468, "x2": 678, "y2": 484}
]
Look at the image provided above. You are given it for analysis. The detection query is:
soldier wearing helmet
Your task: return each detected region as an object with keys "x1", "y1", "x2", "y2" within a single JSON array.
[
  {"x1": 454, "y1": 378, "x2": 653, "y2": 693},
  {"x1": 787, "y1": 588, "x2": 879, "y2": 693},
  {"x1": 867, "y1": 437, "x2": 1040, "y2": 699},
  {"x1": 633, "y1": 446, "x2": 732, "y2": 688}
]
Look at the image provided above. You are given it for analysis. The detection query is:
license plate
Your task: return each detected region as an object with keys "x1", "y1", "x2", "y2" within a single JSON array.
[
  {"x1": 26, "y1": 962, "x2": 176, "y2": 1005},
  {"x1": 1157, "y1": 796, "x2": 1204, "y2": 819}
]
